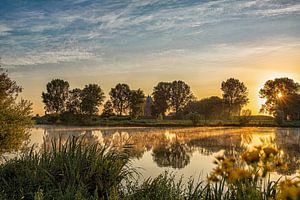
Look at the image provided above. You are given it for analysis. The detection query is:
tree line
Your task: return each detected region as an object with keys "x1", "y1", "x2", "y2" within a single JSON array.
[{"x1": 41, "y1": 77, "x2": 300, "y2": 121}]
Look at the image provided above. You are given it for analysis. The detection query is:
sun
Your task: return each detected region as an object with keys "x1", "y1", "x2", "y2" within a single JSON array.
[{"x1": 277, "y1": 92, "x2": 283, "y2": 98}]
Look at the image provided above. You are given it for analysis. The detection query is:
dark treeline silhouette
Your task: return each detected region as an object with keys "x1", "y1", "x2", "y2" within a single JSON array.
[{"x1": 40, "y1": 77, "x2": 300, "y2": 124}]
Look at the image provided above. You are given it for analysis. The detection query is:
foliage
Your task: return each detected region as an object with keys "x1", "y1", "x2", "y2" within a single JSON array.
[
  {"x1": 169, "y1": 80, "x2": 194, "y2": 115},
  {"x1": 259, "y1": 77, "x2": 300, "y2": 116},
  {"x1": 275, "y1": 109, "x2": 285, "y2": 126},
  {"x1": 42, "y1": 79, "x2": 70, "y2": 113},
  {"x1": 129, "y1": 89, "x2": 145, "y2": 119},
  {"x1": 184, "y1": 96, "x2": 225, "y2": 120},
  {"x1": 110, "y1": 83, "x2": 131, "y2": 116},
  {"x1": 101, "y1": 100, "x2": 115, "y2": 118},
  {"x1": 152, "y1": 82, "x2": 172, "y2": 117},
  {"x1": 0, "y1": 137, "x2": 134, "y2": 199},
  {"x1": 0, "y1": 68, "x2": 32, "y2": 154},
  {"x1": 80, "y1": 84, "x2": 105, "y2": 115},
  {"x1": 238, "y1": 109, "x2": 252, "y2": 125},
  {"x1": 277, "y1": 94, "x2": 300, "y2": 121},
  {"x1": 188, "y1": 112, "x2": 202, "y2": 126},
  {"x1": 221, "y1": 78, "x2": 249, "y2": 116},
  {"x1": 66, "y1": 88, "x2": 82, "y2": 114}
]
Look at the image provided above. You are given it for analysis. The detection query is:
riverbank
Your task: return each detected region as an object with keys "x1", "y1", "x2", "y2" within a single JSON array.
[{"x1": 34, "y1": 114, "x2": 300, "y2": 127}]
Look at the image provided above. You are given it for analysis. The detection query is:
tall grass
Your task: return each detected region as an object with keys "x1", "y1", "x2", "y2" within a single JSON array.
[{"x1": 0, "y1": 137, "x2": 134, "y2": 199}]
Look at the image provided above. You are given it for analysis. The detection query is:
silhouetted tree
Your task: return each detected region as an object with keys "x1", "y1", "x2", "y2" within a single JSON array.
[
  {"x1": 110, "y1": 83, "x2": 131, "y2": 116},
  {"x1": 129, "y1": 89, "x2": 145, "y2": 118},
  {"x1": 42, "y1": 79, "x2": 69, "y2": 113},
  {"x1": 277, "y1": 94, "x2": 300, "y2": 120},
  {"x1": 259, "y1": 77, "x2": 299, "y2": 116},
  {"x1": 152, "y1": 82, "x2": 171, "y2": 117},
  {"x1": 80, "y1": 84, "x2": 105, "y2": 115},
  {"x1": 184, "y1": 96, "x2": 224, "y2": 120},
  {"x1": 101, "y1": 100, "x2": 114, "y2": 118},
  {"x1": 66, "y1": 88, "x2": 82, "y2": 114},
  {"x1": 0, "y1": 67, "x2": 32, "y2": 154},
  {"x1": 221, "y1": 78, "x2": 249, "y2": 116},
  {"x1": 169, "y1": 80, "x2": 194, "y2": 114}
]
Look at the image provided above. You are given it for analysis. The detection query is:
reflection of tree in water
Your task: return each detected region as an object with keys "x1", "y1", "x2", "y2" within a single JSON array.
[
  {"x1": 152, "y1": 141, "x2": 192, "y2": 169},
  {"x1": 274, "y1": 128, "x2": 300, "y2": 175},
  {"x1": 187, "y1": 133, "x2": 242, "y2": 157}
]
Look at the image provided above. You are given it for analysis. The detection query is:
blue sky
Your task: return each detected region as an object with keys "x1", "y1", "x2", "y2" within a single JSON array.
[{"x1": 0, "y1": 0, "x2": 299, "y2": 114}]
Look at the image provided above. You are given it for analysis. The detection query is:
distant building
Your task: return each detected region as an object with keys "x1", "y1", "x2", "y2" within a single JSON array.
[{"x1": 143, "y1": 95, "x2": 153, "y2": 117}]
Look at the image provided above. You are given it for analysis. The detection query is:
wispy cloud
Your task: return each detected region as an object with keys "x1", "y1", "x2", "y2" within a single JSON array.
[{"x1": 0, "y1": 0, "x2": 299, "y2": 67}]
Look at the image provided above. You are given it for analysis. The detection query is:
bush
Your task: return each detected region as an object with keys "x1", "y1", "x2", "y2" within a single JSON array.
[{"x1": 188, "y1": 113, "x2": 202, "y2": 126}]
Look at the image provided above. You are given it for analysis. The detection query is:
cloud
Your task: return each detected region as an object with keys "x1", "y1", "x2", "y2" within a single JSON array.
[
  {"x1": 2, "y1": 49, "x2": 98, "y2": 66},
  {"x1": 0, "y1": 0, "x2": 299, "y2": 67},
  {"x1": 0, "y1": 24, "x2": 12, "y2": 36}
]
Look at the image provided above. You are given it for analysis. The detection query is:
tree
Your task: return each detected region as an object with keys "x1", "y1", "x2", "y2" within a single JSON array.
[
  {"x1": 80, "y1": 84, "x2": 105, "y2": 115},
  {"x1": 277, "y1": 94, "x2": 300, "y2": 121},
  {"x1": 66, "y1": 88, "x2": 82, "y2": 114},
  {"x1": 101, "y1": 100, "x2": 114, "y2": 118},
  {"x1": 184, "y1": 96, "x2": 224, "y2": 120},
  {"x1": 259, "y1": 77, "x2": 299, "y2": 116},
  {"x1": 129, "y1": 89, "x2": 145, "y2": 118},
  {"x1": 169, "y1": 80, "x2": 194, "y2": 114},
  {"x1": 0, "y1": 68, "x2": 32, "y2": 154},
  {"x1": 42, "y1": 79, "x2": 69, "y2": 113},
  {"x1": 221, "y1": 78, "x2": 249, "y2": 116},
  {"x1": 109, "y1": 83, "x2": 131, "y2": 116},
  {"x1": 152, "y1": 82, "x2": 171, "y2": 117}
]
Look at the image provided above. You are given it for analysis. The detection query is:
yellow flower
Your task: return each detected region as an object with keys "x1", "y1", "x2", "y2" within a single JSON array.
[
  {"x1": 277, "y1": 179, "x2": 300, "y2": 200},
  {"x1": 242, "y1": 150, "x2": 260, "y2": 165},
  {"x1": 263, "y1": 146, "x2": 278, "y2": 158}
]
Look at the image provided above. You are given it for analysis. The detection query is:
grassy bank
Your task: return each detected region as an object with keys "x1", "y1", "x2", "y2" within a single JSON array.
[
  {"x1": 34, "y1": 114, "x2": 300, "y2": 127},
  {"x1": 0, "y1": 137, "x2": 299, "y2": 199}
]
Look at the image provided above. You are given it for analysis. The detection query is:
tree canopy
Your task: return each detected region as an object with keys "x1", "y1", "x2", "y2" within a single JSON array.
[
  {"x1": 0, "y1": 68, "x2": 32, "y2": 154},
  {"x1": 109, "y1": 83, "x2": 131, "y2": 116},
  {"x1": 42, "y1": 79, "x2": 69, "y2": 114},
  {"x1": 169, "y1": 80, "x2": 194, "y2": 114},
  {"x1": 80, "y1": 84, "x2": 105, "y2": 115},
  {"x1": 129, "y1": 89, "x2": 146, "y2": 118},
  {"x1": 152, "y1": 82, "x2": 171, "y2": 117},
  {"x1": 221, "y1": 78, "x2": 249, "y2": 116},
  {"x1": 259, "y1": 77, "x2": 299, "y2": 116}
]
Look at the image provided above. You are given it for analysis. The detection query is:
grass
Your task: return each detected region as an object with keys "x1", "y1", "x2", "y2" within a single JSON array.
[
  {"x1": 1, "y1": 137, "x2": 299, "y2": 200},
  {"x1": 33, "y1": 113, "x2": 300, "y2": 127}
]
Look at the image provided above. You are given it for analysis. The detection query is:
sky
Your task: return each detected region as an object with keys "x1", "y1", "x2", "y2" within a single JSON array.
[{"x1": 0, "y1": 0, "x2": 299, "y2": 115}]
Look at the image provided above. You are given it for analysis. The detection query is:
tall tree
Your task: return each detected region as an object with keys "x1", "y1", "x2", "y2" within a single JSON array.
[
  {"x1": 129, "y1": 89, "x2": 146, "y2": 118},
  {"x1": 169, "y1": 80, "x2": 194, "y2": 114},
  {"x1": 80, "y1": 84, "x2": 105, "y2": 115},
  {"x1": 259, "y1": 77, "x2": 299, "y2": 116},
  {"x1": 66, "y1": 88, "x2": 82, "y2": 114},
  {"x1": 152, "y1": 82, "x2": 172, "y2": 117},
  {"x1": 101, "y1": 100, "x2": 114, "y2": 117},
  {"x1": 42, "y1": 79, "x2": 69, "y2": 113},
  {"x1": 0, "y1": 68, "x2": 32, "y2": 154},
  {"x1": 109, "y1": 83, "x2": 131, "y2": 116},
  {"x1": 221, "y1": 78, "x2": 249, "y2": 116}
]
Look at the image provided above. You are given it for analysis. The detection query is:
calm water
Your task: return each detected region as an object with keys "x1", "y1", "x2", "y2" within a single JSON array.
[{"x1": 8, "y1": 126, "x2": 300, "y2": 180}]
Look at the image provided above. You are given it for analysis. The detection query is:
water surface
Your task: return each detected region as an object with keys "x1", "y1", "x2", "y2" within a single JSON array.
[{"x1": 11, "y1": 126, "x2": 300, "y2": 180}]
